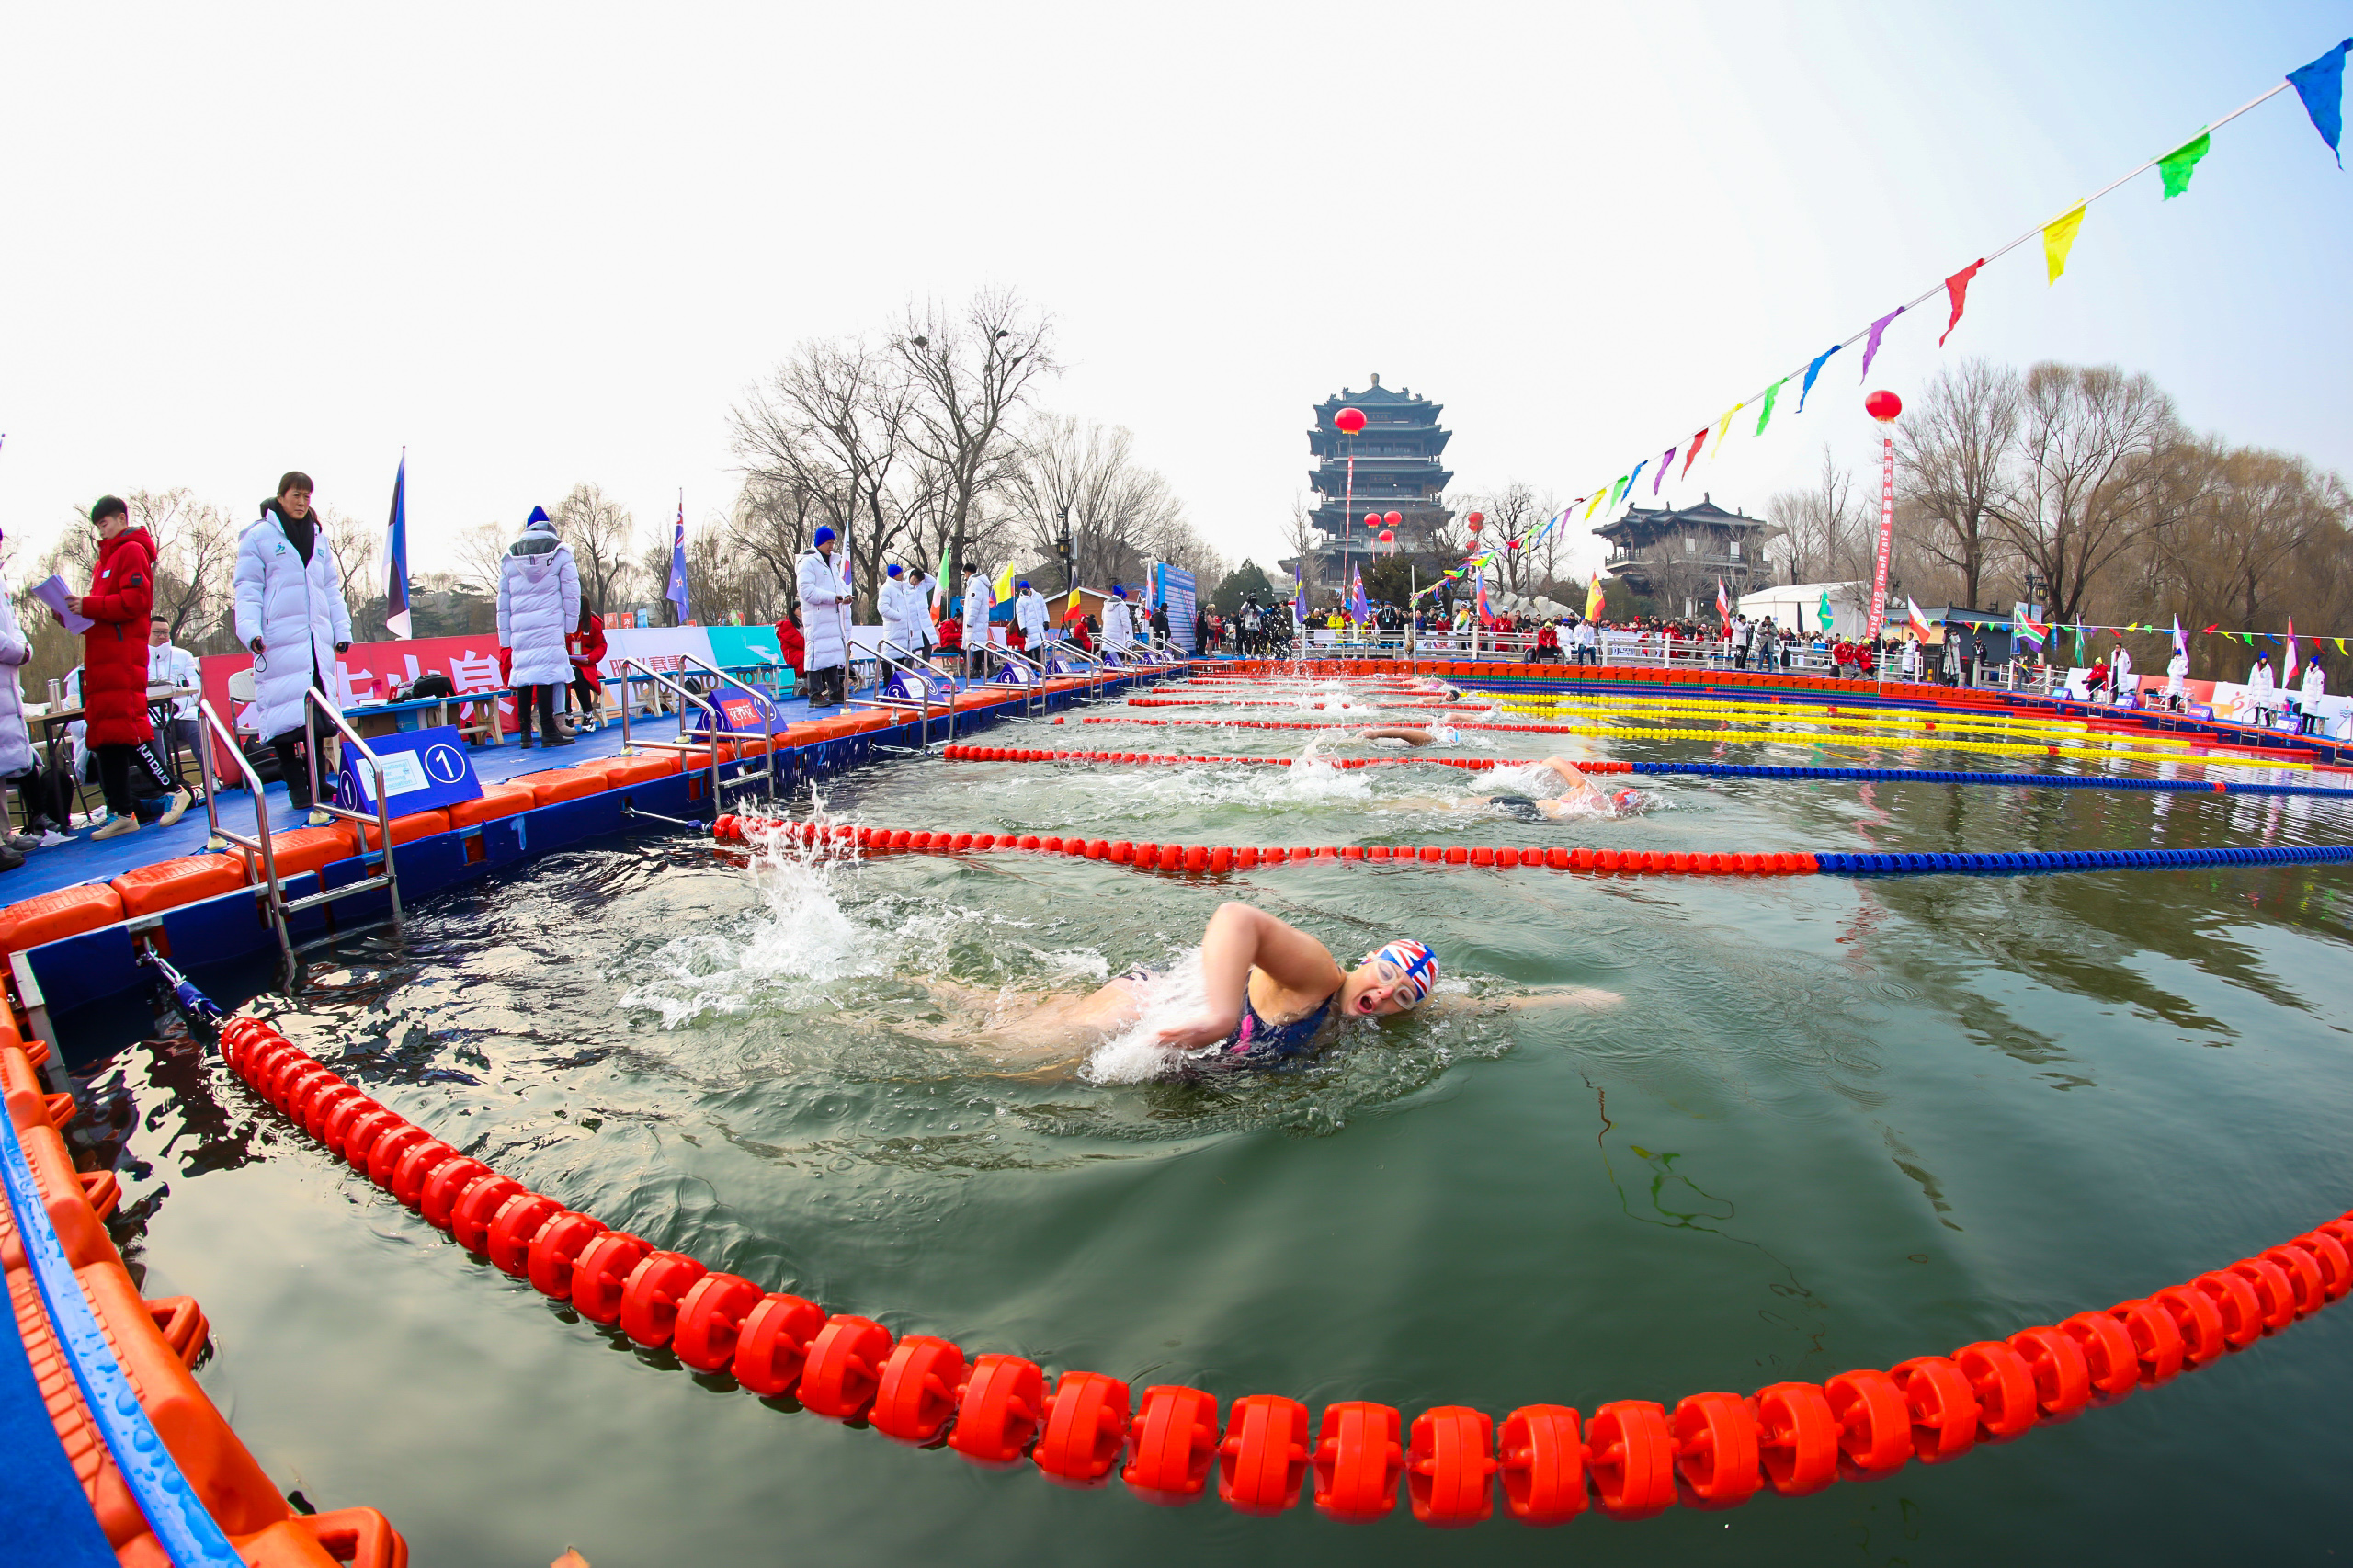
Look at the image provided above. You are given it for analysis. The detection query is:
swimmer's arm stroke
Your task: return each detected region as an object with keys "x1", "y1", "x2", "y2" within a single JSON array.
[
  {"x1": 1422, "y1": 984, "x2": 1624, "y2": 1018},
  {"x1": 1152, "y1": 903, "x2": 1343, "y2": 1051}
]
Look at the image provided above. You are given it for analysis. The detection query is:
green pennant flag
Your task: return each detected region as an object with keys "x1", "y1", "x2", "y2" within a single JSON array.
[
  {"x1": 1817, "y1": 589, "x2": 1834, "y2": 633},
  {"x1": 1756, "y1": 379, "x2": 1786, "y2": 437},
  {"x1": 2157, "y1": 130, "x2": 2211, "y2": 199},
  {"x1": 1609, "y1": 474, "x2": 1631, "y2": 505}
]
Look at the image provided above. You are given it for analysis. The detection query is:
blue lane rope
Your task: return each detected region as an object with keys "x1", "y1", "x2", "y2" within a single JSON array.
[
  {"x1": 1814, "y1": 844, "x2": 2353, "y2": 875},
  {"x1": 0, "y1": 1114, "x2": 247, "y2": 1566},
  {"x1": 1623, "y1": 761, "x2": 2353, "y2": 798}
]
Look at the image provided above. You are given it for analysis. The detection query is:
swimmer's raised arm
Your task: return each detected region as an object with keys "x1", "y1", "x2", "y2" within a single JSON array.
[
  {"x1": 1357, "y1": 726, "x2": 1438, "y2": 746},
  {"x1": 1154, "y1": 903, "x2": 1344, "y2": 1051}
]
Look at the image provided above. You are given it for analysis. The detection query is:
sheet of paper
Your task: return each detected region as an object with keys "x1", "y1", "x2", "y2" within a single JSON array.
[{"x1": 31, "y1": 574, "x2": 92, "y2": 635}]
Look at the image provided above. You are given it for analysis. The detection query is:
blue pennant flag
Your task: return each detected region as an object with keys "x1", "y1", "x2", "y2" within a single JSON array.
[
  {"x1": 1798, "y1": 345, "x2": 1841, "y2": 412},
  {"x1": 2289, "y1": 38, "x2": 2350, "y2": 166},
  {"x1": 665, "y1": 494, "x2": 690, "y2": 624},
  {"x1": 383, "y1": 452, "x2": 412, "y2": 638}
]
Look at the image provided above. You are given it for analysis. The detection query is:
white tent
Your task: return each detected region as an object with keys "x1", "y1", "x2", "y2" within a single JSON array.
[{"x1": 1738, "y1": 581, "x2": 1871, "y2": 640}]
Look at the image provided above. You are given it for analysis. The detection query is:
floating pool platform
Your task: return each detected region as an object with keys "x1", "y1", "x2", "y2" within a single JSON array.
[{"x1": 6, "y1": 653, "x2": 2349, "y2": 1560}]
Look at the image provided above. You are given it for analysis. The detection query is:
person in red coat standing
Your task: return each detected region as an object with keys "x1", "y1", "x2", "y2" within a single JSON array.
[
  {"x1": 774, "y1": 610, "x2": 806, "y2": 682},
  {"x1": 563, "y1": 603, "x2": 608, "y2": 732},
  {"x1": 66, "y1": 496, "x2": 188, "y2": 839}
]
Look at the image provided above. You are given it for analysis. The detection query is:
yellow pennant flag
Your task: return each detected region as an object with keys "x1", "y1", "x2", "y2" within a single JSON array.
[
  {"x1": 1584, "y1": 487, "x2": 1609, "y2": 520},
  {"x1": 993, "y1": 562, "x2": 1016, "y2": 605},
  {"x1": 2043, "y1": 202, "x2": 2087, "y2": 284},
  {"x1": 1712, "y1": 404, "x2": 1743, "y2": 457}
]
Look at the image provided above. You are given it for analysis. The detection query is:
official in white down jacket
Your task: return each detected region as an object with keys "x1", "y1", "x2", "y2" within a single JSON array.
[
  {"x1": 797, "y1": 526, "x2": 850, "y2": 708},
  {"x1": 496, "y1": 507, "x2": 581, "y2": 748},
  {"x1": 234, "y1": 472, "x2": 354, "y2": 815},
  {"x1": 962, "y1": 568, "x2": 994, "y2": 679},
  {"x1": 1015, "y1": 582, "x2": 1049, "y2": 654},
  {"x1": 1100, "y1": 585, "x2": 1135, "y2": 653},
  {"x1": 879, "y1": 564, "x2": 926, "y2": 661}
]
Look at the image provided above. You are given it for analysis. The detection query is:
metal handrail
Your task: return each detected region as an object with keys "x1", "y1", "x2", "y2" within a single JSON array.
[
  {"x1": 196, "y1": 700, "x2": 295, "y2": 976},
  {"x1": 989, "y1": 644, "x2": 1048, "y2": 718},
  {"x1": 617, "y1": 658, "x2": 725, "y2": 807},
  {"x1": 676, "y1": 653, "x2": 779, "y2": 770},
  {"x1": 304, "y1": 687, "x2": 404, "y2": 930},
  {"x1": 856, "y1": 636, "x2": 946, "y2": 744}
]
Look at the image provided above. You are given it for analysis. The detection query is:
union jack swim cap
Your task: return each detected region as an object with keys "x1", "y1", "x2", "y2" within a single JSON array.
[{"x1": 1373, "y1": 939, "x2": 1438, "y2": 1005}]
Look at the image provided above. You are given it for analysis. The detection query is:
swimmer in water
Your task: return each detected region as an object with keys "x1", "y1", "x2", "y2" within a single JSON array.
[
  {"x1": 1387, "y1": 756, "x2": 1645, "y2": 821},
  {"x1": 1302, "y1": 724, "x2": 1459, "y2": 757},
  {"x1": 926, "y1": 902, "x2": 1615, "y2": 1076}
]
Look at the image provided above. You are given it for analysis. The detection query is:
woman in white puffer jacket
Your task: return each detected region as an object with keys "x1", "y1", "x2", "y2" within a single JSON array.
[
  {"x1": 233, "y1": 472, "x2": 354, "y2": 817},
  {"x1": 497, "y1": 507, "x2": 581, "y2": 748}
]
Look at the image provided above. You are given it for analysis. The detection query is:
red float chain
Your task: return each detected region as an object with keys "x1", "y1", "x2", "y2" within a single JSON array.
[
  {"x1": 710, "y1": 814, "x2": 1817, "y2": 879},
  {"x1": 1073, "y1": 715, "x2": 1618, "y2": 735},
  {"x1": 210, "y1": 1012, "x2": 2353, "y2": 1528},
  {"x1": 941, "y1": 743, "x2": 1559, "y2": 773}
]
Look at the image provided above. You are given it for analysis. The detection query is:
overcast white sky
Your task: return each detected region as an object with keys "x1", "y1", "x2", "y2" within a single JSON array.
[{"x1": 4, "y1": 2, "x2": 2347, "y2": 601}]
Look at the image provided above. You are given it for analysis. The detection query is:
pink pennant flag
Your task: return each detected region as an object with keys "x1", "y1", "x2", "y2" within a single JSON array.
[{"x1": 1654, "y1": 448, "x2": 1675, "y2": 494}]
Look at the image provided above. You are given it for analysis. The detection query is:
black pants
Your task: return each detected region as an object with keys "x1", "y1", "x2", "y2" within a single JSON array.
[
  {"x1": 97, "y1": 741, "x2": 176, "y2": 818},
  {"x1": 270, "y1": 726, "x2": 323, "y2": 807},
  {"x1": 567, "y1": 674, "x2": 599, "y2": 715},
  {"x1": 515, "y1": 684, "x2": 560, "y2": 740}
]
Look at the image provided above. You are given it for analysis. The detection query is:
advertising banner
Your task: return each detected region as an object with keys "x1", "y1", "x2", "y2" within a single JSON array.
[{"x1": 1154, "y1": 565, "x2": 1198, "y2": 654}]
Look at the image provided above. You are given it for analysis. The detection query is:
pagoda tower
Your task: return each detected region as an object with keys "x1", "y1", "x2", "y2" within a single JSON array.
[{"x1": 1293, "y1": 375, "x2": 1453, "y2": 595}]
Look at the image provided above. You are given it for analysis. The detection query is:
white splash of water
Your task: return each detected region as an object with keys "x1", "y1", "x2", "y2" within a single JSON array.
[{"x1": 1079, "y1": 949, "x2": 1209, "y2": 1084}]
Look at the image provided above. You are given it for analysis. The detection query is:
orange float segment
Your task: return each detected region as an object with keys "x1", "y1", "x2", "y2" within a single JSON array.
[
  {"x1": 350, "y1": 808, "x2": 453, "y2": 850},
  {"x1": 669, "y1": 1272, "x2": 765, "y2": 1374},
  {"x1": 1586, "y1": 1399, "x2": 1677, "y2": 1519},
  {"x1": 799, "y1": 1314, "x2": 895, "y2": 1421},
  {"x1": 109, "y1": 854, "x2": 251, "y2": 917},
  {"x1": 447, "y1": 782, "x2": 537, "y2": 829},
  {"x1": 525, "y1": 1211, "x2": 609, "y2": 1301},
  {"x1": 2004, "y1": 1325, "x2": 2093, "y2": 1422},
  {"x1": 949, "y1": 1354, "x2": 1048, "y2": 1467},
  {"x1": 730, "y1": 1293, "x2": 828, "y2": 1399},
  {"x1": 416, "y1": 1156, "x2": 492, "y2": 1231},
  {"x1": 619, "y1": 1251, "x2": 710, "y2": 1350},
  {"x1": 1123, "y1": 1384, "x2": 1221, "y2": 1505},
  {"x1": 1890, "y1": 1356, "x2": 1980, "y2": 1463},
  {"x1": 1671, "y1": 1391, "x2": 1760, "y2": 1507},
  {"x1": 1406, "y1": 1405, "x2": 1495, "y2": 1527},
  {"x1": 449, "y1": 1175, "x2": 525, "y2": 1256},
  {"x1": 870, "y1": 1334, "x2": 970, "y2": 1445},
  {"x1": 0, "y1": 882, "x2": 126, "y2": 953},
  {"x1": 1952, "y1": 1340, "x2": 2040, "y2": 1443},
  {"x1": 568, "y1": 1232, "x2": 654, "y2": 1325},
  {"x1": 1824, "y1": 1368, "x2": 1911, "y2": 1481},
  {"x1": 1034, "y1": 1371, "x2": 1131, "y2": 1487},
  {"x1": 1311, "y1": 1400, "x2": 1403, "y2": 1523},
  {"x1": 1217, "y1": 1393, "x2": 1311, "y2": 1516},
  {"x1": 1496, "y1": 1403, "x2": 1585, "y2": 1525},
  {"x1": 1749, "y1": 1381, "x2": 1839, "y2": 1496}
]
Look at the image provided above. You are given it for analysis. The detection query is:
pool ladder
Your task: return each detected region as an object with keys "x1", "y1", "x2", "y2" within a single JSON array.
[
  {"x1": 615, "y1": 656, "x2": 779, "y2": 811},
  {"x1": 195, "y1": 690, "x2": 403, "y2": 983}
]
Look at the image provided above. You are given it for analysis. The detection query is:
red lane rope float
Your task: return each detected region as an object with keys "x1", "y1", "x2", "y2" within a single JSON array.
[
  {"x1": 711, "y1": 816, "x2": 1814, "y2": 878},
  {"x1": 940, "y1": 744, "x2": 1608, "y2": 774},
  {"x1": 213, "y1": 1012, "x2": 2353, "y2": 1528}
]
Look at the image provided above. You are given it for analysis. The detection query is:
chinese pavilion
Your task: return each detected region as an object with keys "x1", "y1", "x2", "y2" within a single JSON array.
[
  {"x1": 1593, "y1": 495, "x2": 1781, "y2": 613},
  {"x1": 1290, "y1": 375, "x2": 1454, "y2": 595}
]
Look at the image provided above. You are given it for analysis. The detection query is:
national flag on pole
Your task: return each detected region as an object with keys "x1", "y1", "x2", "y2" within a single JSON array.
[
  {"x1": 2012, "y1": 603, "x2": 2049, "y2": 649},
  {"x1": 1473, "y1": 566, "x2": 1492, "y2": 625},
  {"x1": 1348, "y1": 566, "x2": 1370, "y2": 626},
  {"x1": 1715, "y1": 578, "x2": 1732, "y2": 628},
  {"x1": 1907, "y1": 597, "x2": 1933, "y2": 640},
  {"x1": 932, "y1": 540, "x2": 953, "y2": 621},
  {"x1": 1290, "y1": 576, "x2": 1307, "y2": 625},
  {"x1": 993, "y1": 562, "x2": 1016, "y2": 606},
  {"x1": 2284, "y1": 618, "x2": 2300, "y2": 687},
  {"x1": 665, "y1": 494, "x2": 690, "y2": 624},
  {"x1": 1585, "y1": 572, "x2": 1606, "y2": 621},
  {"x1": 2172, "y1": 616, "x2": 2188, "y2": 661},
  {"x1": 1817, "y1": 589, "x2": 1835, "y2": 633},
  {"x1": 383, "y1": 451, "x2": 412, "y2": 639}
]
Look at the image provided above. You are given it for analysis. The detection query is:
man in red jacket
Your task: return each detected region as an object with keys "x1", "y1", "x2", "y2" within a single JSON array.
[{"x1": 64, "y1": 497, "x2": 188, "y2": 839}]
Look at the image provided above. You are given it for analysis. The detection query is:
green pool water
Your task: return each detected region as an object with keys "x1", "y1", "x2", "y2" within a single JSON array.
[{"x1": 73, "y1": 695, "x2": 2353, "y2": 1566}]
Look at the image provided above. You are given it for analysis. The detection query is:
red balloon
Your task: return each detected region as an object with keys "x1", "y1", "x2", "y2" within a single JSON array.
[
  {"x1": 1363, "y1": 512, "x2": 1381, "y2": 528},
  {"x1": 1466, "y1": 511, "x2": 1485, "y2": 525},
  {"x1": 1335, "y1": 407, "x2": 1367, "y2": 435},
  {"x1": 1383, "y1": 510, "x2": 1401, "y2": 528},
  {"x1": 1864, "y1": 390, "x2": 1903, "y2": 423},
  {"x1": 1378, "y1": 529, "x2": 1394, "y2": 544},
  {"x1": 1466, "y1": 518, "x2": 1484, "y2": 535}
]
